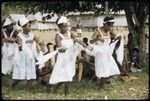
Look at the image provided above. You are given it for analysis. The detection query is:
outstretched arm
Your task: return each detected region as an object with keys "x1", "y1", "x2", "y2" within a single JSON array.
[{"x1": 71, "y1": 31, "x2": 88, "y2": 48}]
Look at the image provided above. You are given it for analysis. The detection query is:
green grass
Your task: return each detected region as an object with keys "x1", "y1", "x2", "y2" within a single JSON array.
[{"x1": 2, "y1": 67, "x2": 149, "y2": 100}]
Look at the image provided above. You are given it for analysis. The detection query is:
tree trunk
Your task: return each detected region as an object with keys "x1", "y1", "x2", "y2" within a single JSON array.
[
  {"x1": 105, "y1": 1, "x2": 109, "y2": 15},
  {"x1": 124, "y1": 3, "x2": 148, "y2": 68}
]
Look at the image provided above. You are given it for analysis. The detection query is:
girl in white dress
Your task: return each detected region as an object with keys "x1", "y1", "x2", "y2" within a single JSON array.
[
  {"x1": 2, "y1": 18, "x2": 18, "y2": 75},
  {"x1": 89, "y1": 16, "x2": 120, "y2": 89},
  {"x1": 11, "y1": 17, "x2": 41, "y2": 92},
  {"x1": 48, "y1": 16, "x2": 89, "y2": 96}
]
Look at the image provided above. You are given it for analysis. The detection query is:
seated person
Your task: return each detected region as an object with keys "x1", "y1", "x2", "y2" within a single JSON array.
[
  {"x1": 36, "y1": 42, "x2": 54, "y2": 86},
  {"x1": 76, "y1": 37, "x2": 95, "y2": 82}
]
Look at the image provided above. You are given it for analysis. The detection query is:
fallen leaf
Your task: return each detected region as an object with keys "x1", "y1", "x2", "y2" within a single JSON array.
[
  {"x1": 104, "y1": 95, "x2": 108, "y2": 99},
  {"x1": 114, "y1": 90, "x2": 117, "y2": 93},
  {"x1": 129, "y1": 88, "x2": 135, "y2": 91},
  {"x1": 17, "y1": 97, "x2": 22, "y2": 99},
  {"x1": 5, "y1": 95, "x2": 9, "y2": 97},
  {"x1": 38, "y1": 93, "x2": 42, "y2": 96}
]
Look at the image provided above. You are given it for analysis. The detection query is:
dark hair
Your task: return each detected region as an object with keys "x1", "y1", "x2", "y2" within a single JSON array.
[
  {"x1": 47, "y1": 42, "x2": 53, "y2": 45},
  {"x1": 103, "y1": 16, "x2": 114, "y2": 22},
  {"x1": 57, "y1": 23, "x2": 63, "y2": 27},
  {"x1": 83, "y1": 37, "x2": 88, "y2": 42},
  {"x1": 83, "y1": 37, "x2": 89, "y2": 46},
  {"x1": 47, "y1": 42, "x2": 53, "y2": 48}
]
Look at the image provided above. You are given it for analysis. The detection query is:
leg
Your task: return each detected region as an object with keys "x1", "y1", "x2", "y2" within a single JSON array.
[
  {"x1": 53, "y1": 82, "x2": 63, "y2": 94},
  {"x1": 36, "y1": 66, "x2": 40, "y2": 81},
  {"x1": 46, "y1": 84, "x2": 53, "y2": 93},
  {"x1": 41, "y1": 76, "x2": 48, "y2": 86},
  {"x1": 26, "y1": 80, "x2": 33, "y2": 92},
  {"x1": 99, "y1": 77, "x2": 107, "y2": 89},
  {"x1": 64, "y1": 82, "x2": 69, "y2": 96},
  {"x1": 90, "y1": 75, "x2": 97, "y2": 83},
  {"x1": 11, "y1": 79, "x2": 21, "y2": 89},
  {"x1": 96, "y1": 77, "x2": 101, "y2": 85}
]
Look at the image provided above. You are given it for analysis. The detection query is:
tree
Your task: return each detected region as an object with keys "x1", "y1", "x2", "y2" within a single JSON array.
[
  {"x1": 112, "y1": 2, "x2": 149, "y2": 68},
  {"x1": 2, "y1": 1, "x2": 149, "y2": 68},
  {"x1": 2, "y1": 2, "x2": 27, "y2": 20}
]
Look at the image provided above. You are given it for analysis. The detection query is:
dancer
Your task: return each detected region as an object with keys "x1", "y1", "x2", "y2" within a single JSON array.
[
  {"x1": 2, "y1": 17, "x2": 18, "y2": 75},
  {"x1": 48, "y1": 16, "x2": 89, "y2": 96},
  {"x1": 11, "y1": 16, "x2": 41, "y2": 92},
  {"x1": 89, "y1": 16, "x2": 120, "y2": 89}
]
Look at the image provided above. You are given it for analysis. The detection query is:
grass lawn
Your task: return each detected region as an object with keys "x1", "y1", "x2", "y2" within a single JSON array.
[{"x1": 2, "y1": 66, "x2": 149, "y2": 100}]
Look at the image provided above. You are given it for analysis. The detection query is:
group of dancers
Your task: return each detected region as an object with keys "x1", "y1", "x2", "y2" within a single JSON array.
[{"x1": 2, "y1": 15, "x2": 124, "y2": 96}]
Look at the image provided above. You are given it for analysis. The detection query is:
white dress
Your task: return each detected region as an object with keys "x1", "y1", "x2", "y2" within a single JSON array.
[
  {"x1": 12, "y1": 32, "x2": 37, "y2": 80},
  {"x1": 49, "y1": 31, "x2": 76, "y2": 84},
  {"x1": 89, "y1": 28, "x2": 120, "y2": 78},
  {"x1": 2, "y1": 30, "x2": 18, "y2": 75}
]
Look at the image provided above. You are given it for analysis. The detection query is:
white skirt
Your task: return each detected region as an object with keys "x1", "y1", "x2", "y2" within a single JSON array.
[
  {"x1": 88, "y1": 43, "x2": 120, "y2": 78},
  {"x1": 49, "y1": 47, "x2": 76, "y2": 84},
  {"x1": 2, "y1": 43, "x2": 17, "y2": 75},
  {"x1": 12, "y1": 44, "x2": 36, "y2": 80}
]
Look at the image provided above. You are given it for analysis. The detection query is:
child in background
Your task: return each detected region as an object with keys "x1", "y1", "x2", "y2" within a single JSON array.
[
  {"x1": 76, "y1": 37, "x2": 95, "y2": 82},
  {"x1": 36, "y1": 42, "x2": 54, "y2": 86}
]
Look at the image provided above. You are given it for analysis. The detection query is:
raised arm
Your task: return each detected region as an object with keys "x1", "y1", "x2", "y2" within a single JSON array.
[{"x1": 90, "y1": 29, "x2": 100, "y2": 44}]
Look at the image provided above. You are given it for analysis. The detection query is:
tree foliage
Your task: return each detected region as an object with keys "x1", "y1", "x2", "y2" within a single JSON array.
[{"x1": 2, "y1": 2, "x2": 106, "y2": 19}]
